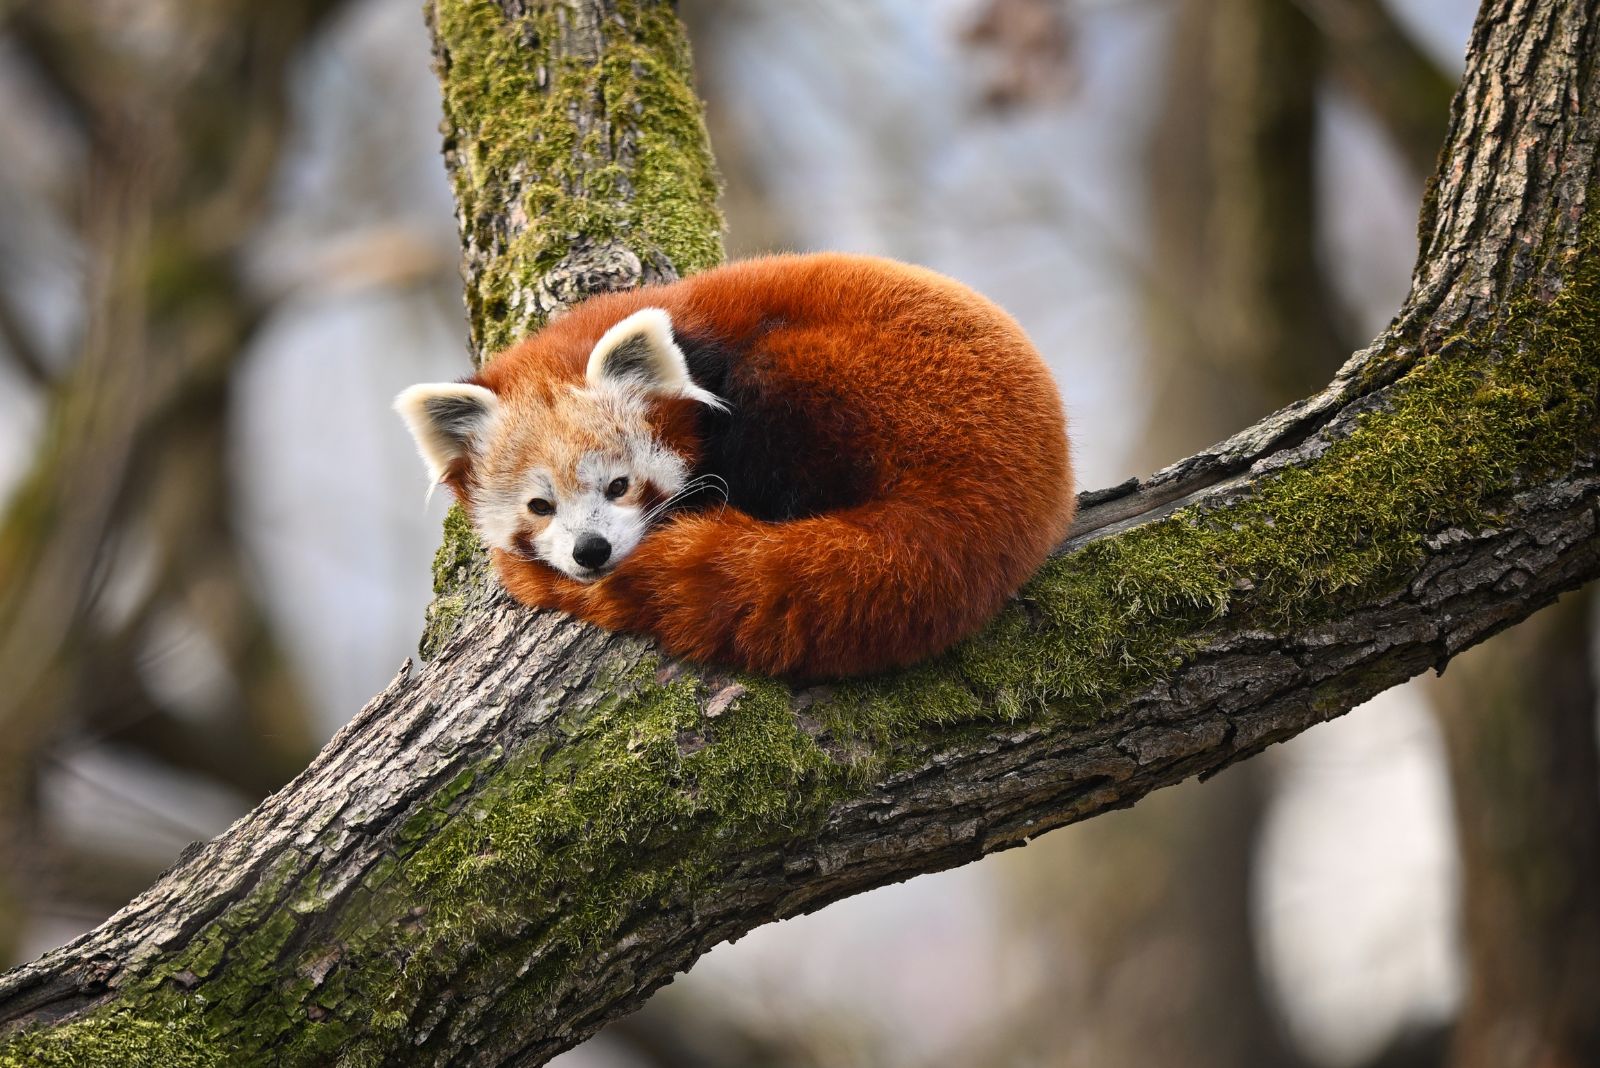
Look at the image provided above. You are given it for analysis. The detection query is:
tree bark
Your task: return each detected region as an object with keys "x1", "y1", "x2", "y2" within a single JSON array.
[
  {"x1": 0, "y1": 0, "x2": 1597, "y2": 1065},
  {"x1": 1295, "y1": 6, "x2": 1600, "y2": 1063}
]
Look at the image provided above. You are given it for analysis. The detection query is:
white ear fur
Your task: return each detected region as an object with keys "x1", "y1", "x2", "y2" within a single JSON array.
[
  {"x1": 393, "y1": 382, "x2": 500, "y2": 485},
  {"x1": 585, "y1": 307, "x2": 726, "y2": 409}
]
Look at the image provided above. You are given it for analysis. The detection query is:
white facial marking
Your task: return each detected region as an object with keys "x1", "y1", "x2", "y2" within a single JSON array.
[
  {"x1": 525, "y1": 452, "x2": 644, "y2": 580},
  {"x1": 475, "y1": 469, "x2": 553, "y2": 559},
  {"x1": 464, "y1": 378, "x2": 697, "y2": 583}
]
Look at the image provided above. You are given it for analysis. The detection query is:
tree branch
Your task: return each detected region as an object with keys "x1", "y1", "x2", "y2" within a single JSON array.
[
  {"x1": 1302, "y1": 0, "x2": 1458, "y2": 182},
  {"x1": 0, "y1": 1, "x2": 1597, "y2": 1065},
  {"x1": 0, "y1": 287, "x2": 51, "y2": 387}
]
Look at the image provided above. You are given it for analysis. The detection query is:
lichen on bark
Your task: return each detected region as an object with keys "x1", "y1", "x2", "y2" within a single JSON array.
[{"x1": 0, "y1": 1008, "x2": 221, "y2": 1068}]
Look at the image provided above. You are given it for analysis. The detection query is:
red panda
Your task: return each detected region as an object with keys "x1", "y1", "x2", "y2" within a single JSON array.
[{"x1": 396, "y1": 253, "x2": 1074, "y2": 679}]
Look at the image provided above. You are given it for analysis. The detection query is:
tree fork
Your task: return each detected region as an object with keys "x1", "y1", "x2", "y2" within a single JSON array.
[{"x1": 0, "y1": 0, "x2": 1597, "y2": 1065}]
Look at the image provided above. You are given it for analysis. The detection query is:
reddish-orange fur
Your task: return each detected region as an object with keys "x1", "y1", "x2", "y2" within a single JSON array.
[{"x1": 461, "y1": 254, "x2": 1073, "y2": 679}]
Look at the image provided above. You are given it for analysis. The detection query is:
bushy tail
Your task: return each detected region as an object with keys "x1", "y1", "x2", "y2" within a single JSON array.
[{"x1": 586, "y1": 499, "x2": 1061, "y2": 679}]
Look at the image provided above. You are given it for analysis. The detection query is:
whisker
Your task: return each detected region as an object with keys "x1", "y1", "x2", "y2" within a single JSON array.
[{"x1": 641, "y1": 474, "x2": 729, "y2": 525}]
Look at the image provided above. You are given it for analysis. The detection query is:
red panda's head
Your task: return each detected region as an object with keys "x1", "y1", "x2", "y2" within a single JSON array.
[{"x1": 395, "y1": 307, "x2": 723, "y2": 581}]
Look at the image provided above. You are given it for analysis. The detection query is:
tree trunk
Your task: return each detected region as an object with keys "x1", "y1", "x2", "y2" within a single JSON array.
[
  {"x1": 1428, "y1": 589, "x2": 1600, "y2": 1068},
  {"x1": 0, "y1": 0, "x2": 1597, "y2": 1065}
]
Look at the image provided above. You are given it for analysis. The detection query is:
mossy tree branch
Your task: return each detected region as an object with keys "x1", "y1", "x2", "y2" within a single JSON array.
[{"x1": 0, "y1": 0, "x2": 1597, "y2": 1065}]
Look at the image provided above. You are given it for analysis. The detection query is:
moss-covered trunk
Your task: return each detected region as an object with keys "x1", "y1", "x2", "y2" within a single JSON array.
[
  {"x1": 0, "y1": 0, "x2": 1598, "y2": 1065},
  {"x1": 418, "y1": 0, "x2": 724, "y2": 659}
]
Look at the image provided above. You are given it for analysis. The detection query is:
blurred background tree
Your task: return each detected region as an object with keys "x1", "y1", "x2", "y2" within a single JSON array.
[
  {"x1": 0, "y1": 0, "x2": 463, "y2": 962},
  {"x1": 0, "y1": 1, "x2": 1593, "y2": 1067},
  {"x1": 0, "y1": 0, "x2": 341, "y2": 962}
]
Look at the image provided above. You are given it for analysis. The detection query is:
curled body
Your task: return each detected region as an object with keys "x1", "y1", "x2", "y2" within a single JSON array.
[{"x1": 397, "y1": 253, "x2": 1075, "y2": 679}]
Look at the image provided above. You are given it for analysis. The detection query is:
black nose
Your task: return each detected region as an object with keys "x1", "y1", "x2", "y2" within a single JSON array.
[{"x1": 572, "y1": 533, "x2": 612, "y2": 570}]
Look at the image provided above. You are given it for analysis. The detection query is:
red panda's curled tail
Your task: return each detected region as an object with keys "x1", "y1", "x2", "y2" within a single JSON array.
[{"x1": 544, "y1": 491, "x2": 1072, "y2": 679}]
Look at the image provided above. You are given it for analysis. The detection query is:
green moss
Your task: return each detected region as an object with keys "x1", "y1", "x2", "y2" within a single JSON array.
[
  {"x1": 398, "y1": 765, "x2": 481, "y2": 845},
  {"x1": 101, "y1": 669, "x2": 857, "y2": 1060},
  {"x1": 430, "y1": 502, "x2": 479, "y2": 592},
  {"x1": 431, "y1": 0, "x2": 724, "y2": 357},
  {"x1": 954, "y1": 243, "x2": 1599, "y2": 712},
  {"x1": 420, "y1": 503, "x2": 485, "y2": 659},
  {"x1": 387, "y1": 673, "x2": 849, "y2": 994},
  {"x1": 0, "y1": 1006, "x2": 225, "y2": 1068},
  {"x1": 0, "y1": 669, "x2": 857, "y2": 1063}
]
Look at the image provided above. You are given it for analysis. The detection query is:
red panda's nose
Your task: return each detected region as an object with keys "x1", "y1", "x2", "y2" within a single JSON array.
[{"x1": 573, "y1": 534, "x2": 612, "y2": 570}]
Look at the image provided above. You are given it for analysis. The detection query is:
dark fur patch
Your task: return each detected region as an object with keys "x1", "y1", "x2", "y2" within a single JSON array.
[
  {"x1": 679, "y1": 334, "x2": 874, "y2": 521},
  {"x1": 424, "y1": 393, "x2": 491, "y2": 446},
  {"x1": 638, "y1": 481, "x2": 670, "y2": 517},
  {"x1": 597, "y1": 334, "x2": 657, "y2": 385}
]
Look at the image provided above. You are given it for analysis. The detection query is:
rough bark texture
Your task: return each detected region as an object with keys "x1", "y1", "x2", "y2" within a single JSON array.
[{"x1": 0, "y1": 0, "x2": 1597, "y2": 1065}]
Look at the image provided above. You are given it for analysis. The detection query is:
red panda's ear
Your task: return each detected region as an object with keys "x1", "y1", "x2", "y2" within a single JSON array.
[
  {"x1": 393, "y1": 382, "x2": 499, "y2": 486},
  {"x1": 586, "y1": 307, "x2": 726, "y2": 409}
]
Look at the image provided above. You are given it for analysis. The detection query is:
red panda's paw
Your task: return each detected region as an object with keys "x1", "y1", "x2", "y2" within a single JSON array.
[
  {"x1": 491, "y1": 548, "x2": 574, "y2": 612},
  {"x1": 596, "y1": 511, "x2": 760, "y2": 666},
  {"x1": 567, "y1": 572, "x2": 656, "y2": 635}
]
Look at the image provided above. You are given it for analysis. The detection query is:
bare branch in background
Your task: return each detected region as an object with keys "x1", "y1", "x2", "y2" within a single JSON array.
[
  {"x1": 0, "y1": 7, "x2": 109, "y2": 145},
  {"x1": 0, "y1": 0, "x2": 345, "y2": 964},
  {"x1": 1299, "y1": 0, "x2": 1457, "y2": 181},
  {"x1": 1429, "y1": 590, "x2": 1600, "y2": 1067},
  {"x1": 0, "y1": 288, "x2": 49, "y2": 386}
]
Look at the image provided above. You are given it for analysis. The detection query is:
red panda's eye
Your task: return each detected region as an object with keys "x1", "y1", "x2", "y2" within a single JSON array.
[
  {"x1": 528, "y1": 498, "x2": 555, "y2": 516},
  {"x1": 606, "y1": 477, "x2": 630, "y2": 500}
]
